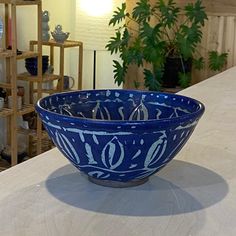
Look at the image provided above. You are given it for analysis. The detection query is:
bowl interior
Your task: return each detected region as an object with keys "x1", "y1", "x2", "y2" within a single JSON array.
[{"x1": 39, "y1": 90, "x2": 203, "y2": 121}]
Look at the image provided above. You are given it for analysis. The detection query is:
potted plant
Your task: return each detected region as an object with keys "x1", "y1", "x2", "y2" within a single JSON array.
[{"x1": 106, "y1": 0, "x2": 228, "y2": 90}]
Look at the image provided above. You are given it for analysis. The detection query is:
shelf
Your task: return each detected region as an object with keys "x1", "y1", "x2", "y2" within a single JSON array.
[
  {"x1": 0, "y1": 82, "x2": 12, "y2": 89},
  {"x1": 30, "y1": 39, "x2": 83, "y2": 48},
  {"x1": 0, "y1": 50, "x2": 38, "y2": 59},
  {"x1": 17, "y1": 73, "x2": 60, "y2": 82},
  {"x1": 0, "y1": 108, "x2": 13, "y2": 117},
  {"x1": 0, "y1": 49, "x2": 14, "y2": 58},
  {"x1": 0, "y1": 0, "x2": 43, "y2": 166},
  {"x1": 0, "y1": 0, "x2": 41, "y2": 5},
  {"x1": 16, "y1": 51, "x2": 39, "y2": 60},
  {"x1": 18, "y1": 127, "x2": 48, "y2": 138},
  {"x1": 33, "y1": 88, "x2": 58, "y2": 94},
  {"x1": 17, "y1": 104, "x2": 34, "y2": 115}
]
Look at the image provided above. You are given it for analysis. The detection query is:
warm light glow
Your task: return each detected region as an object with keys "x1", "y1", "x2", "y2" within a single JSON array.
[{"x1": 80, "y1": 0, "x2": 113, "y2": 17}]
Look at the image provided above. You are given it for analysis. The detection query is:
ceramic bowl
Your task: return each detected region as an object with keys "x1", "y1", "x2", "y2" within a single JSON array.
[
  {"x1": 51, "y1": 32, "x2": 69, "y2": 43},
  {"x1": 25, "y1": 56, "x2": 49, "y2": 75},
  {"x1": 36, "y1": 89, "x2": 205, "y2": 187},
  {"x1": 25, "y1": 64, "x2": 48, "y2": 76},
  {"x1": 25, "y1": 66, "x2": 48, "y2": 76}
]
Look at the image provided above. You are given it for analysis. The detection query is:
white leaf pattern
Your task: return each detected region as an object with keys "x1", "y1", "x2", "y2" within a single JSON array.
[
  {"x1": 101, "y1": 137, "x2": 125, "y2": 170},
  {"x1": 85, "y1": 143, "x2": 97, "y2": 164},
  {"x1": 144, "y1": 133, "x2": 167, "y2": 168},
  {"x1": 88, "y1": 171, "x2": 105, "y2": 178},
  {"x1": 129, "y1": 102, "x2": 148, "y2": 120},
  {"x1": 55, "y1": 131, "x2": 80, "y2": 164},
  {"x1": 132, "y1": 149, "x2": 141, "y2": 160},
  {"x1": 92, "y1": 102, "x2": 111, "y2": 120}
]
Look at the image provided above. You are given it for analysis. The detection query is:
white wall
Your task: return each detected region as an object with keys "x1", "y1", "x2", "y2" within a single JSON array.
[
  {"x1": 74, "y1": 0, "x2": 123, "y2": 90},
  {"x1": 42, "y1": 0, "x2": 121, "y2": 90},
  {"x1": 0, "y1": 0, "x2": 123, "y2": 89}
]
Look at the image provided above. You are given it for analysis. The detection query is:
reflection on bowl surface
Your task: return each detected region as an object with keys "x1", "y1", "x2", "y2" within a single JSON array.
[{"x1": 36, "y1": 89, "x2": 205, "y2": 187}]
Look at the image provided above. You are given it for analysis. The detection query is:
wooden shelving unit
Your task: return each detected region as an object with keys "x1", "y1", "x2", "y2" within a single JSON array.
[
  {"x1": 30, "y1": 39, "x2": 83, "y2": 91},
  {"x1": 0, "y1": 1, "x2": 83, "y2": 168},
  {"x1": 0, "y1": 0, "x2": 42, "y2": 166}
]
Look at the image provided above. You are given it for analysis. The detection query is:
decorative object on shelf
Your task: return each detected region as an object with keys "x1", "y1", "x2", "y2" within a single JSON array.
[
  {"x1": 63, "y1": 76, "x2": 75, "y2": 90},
  {"x1": 25, "y1": 55, "x2": 49, "y2": 75},
  {"x1": 17, "y1": 86, "x2": 25, "y2": 104},
  {"x1": 6, "y1": 46, "x2": 22, "y2": 55},
  {"x1": 8, "y1": 96, "x2": 22, "y2": 110},
  {"x1": 42, "y1": 10, "x2": 50, "y2": 42},
  {"x1": 0, "y1": 145, "x2": 27, "y2": 165},
  {"x1": 23, "y1": 112, "x2": 37, "y2": 130},
  {"x1": 51, "y1": 25, "x2": 69, "y2": 43},
  {"x1": 0, "y1": 97, "x2": 4, "y2": 111},
  {"x1": 0, "y1": 17, "x2": 3, "y2": 51},
  {"x1": 46, "y1": 64, "x2": 54, "y2": 74},
  {"x1": 0, "y1": 88, "x2": 6, "y2": 101},
  {"x1": 36, "y1": 89, "x2": 205, "y2": 188}
]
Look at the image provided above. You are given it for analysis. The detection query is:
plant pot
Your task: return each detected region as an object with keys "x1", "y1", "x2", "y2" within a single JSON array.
[{"x1": 162, "y1": 57, "x2": 192, "y2": 88}]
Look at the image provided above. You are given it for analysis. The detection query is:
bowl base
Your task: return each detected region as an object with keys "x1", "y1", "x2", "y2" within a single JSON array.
[{"x1": 88, "y1": 176, "x2": 149, "y2": 188}]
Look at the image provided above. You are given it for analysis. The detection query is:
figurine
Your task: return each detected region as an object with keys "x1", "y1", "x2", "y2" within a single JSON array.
[
  {"x1": 51, "y1": 25, "x2": 70, "y2": 43},
  {"x1": 42, "y1": 10, "x2": 50, "y2": 41}
]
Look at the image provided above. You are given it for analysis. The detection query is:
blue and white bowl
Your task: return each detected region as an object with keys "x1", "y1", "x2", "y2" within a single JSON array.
[{"x1": 36, "y1": 89, "x2": 205, "y2": 187}]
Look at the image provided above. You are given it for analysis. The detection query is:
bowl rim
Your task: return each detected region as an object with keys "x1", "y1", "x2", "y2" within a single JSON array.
[{"x1": 36, "y1": 89, "x2": 205, "y2": 127}]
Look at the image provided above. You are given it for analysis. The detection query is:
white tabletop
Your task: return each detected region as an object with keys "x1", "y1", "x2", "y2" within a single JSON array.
[{"x1": 1, "y1": 67, "x2": 236, "y2": 236}]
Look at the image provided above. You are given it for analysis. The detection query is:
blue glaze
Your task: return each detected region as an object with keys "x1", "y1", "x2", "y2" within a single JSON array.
[{"x1": 36, "y1": 89, "x2": 205, "y2": 182}]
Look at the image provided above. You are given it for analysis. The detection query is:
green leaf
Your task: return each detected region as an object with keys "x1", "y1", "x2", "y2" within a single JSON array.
[
  {"x1": 106, "y1": 31, "x2": 123, "y2": 54},
  {"x1": 193, "y1": 57, "x2": 204, "y2": 70},
  {"x1": 125, "y1": 38, "x2": 144, "y2": 66},
  {"x1": 176, "y1": 24, "x2": 202, "y2": 59},
  {"x1": 208, "y1": 51, "x2": 228, "y2": 71},
  {"x1": 156, "y1": 0, "x2": 180, "y2": 28},
  {"x1": 121, "y1": 28, "x2": 130, "y2": 47},
  {"x1": 139, "y1": 22, "x2": 162, "y2": 43},
  {"x1": 143, "y1": 68, "x2": 162, "y2": 91},
  {"x1": 185, "y1": 0, "x2": 208, "y2": 26},
  {"x1": 109, "y1": 3, "x2": 127, "y2": 26},
  {"x1": 176, "y1": 35, "x2": 194, "y2": 59},
  {"x1": 180, "y1": 24, "x2": 202, "y2": 45},
  {"x1": 132, "y1": 0, "x2": 152, "y2": 23},
  {"x1": 178, "y1": 72, "x2": 191, "y2": 88},
  {"x1": 106, "y1": 28, "x2": 131, "y2": 55},
  {"x1": 113, "y1": 60, "x2": 128, "y2": 86},
  {"x1": 139, "y1": 22, "x2": 166, "y2": 64},
  {"x1": 143, "y1": 42, "x2": 166, "y2": 65}
]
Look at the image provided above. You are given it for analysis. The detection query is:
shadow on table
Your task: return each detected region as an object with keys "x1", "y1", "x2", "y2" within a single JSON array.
[{"x1": 46, "y1": 160, "x2": 228, "y2": 217}]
